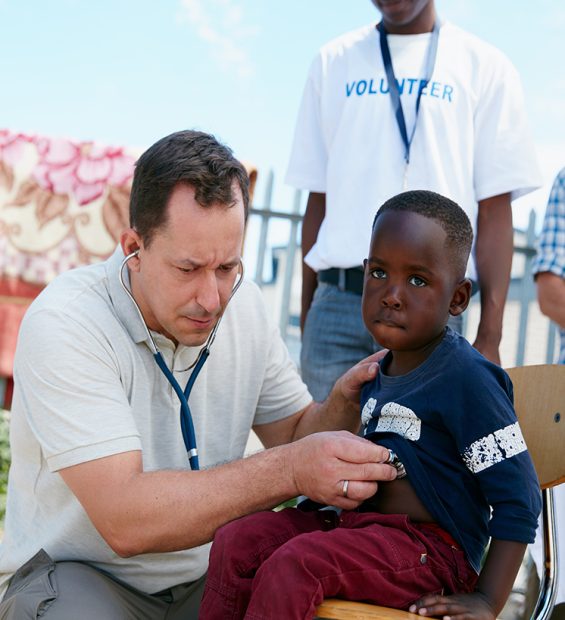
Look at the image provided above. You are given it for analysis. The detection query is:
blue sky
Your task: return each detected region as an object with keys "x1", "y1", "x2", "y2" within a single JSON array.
[{"x1": 1, "y1": 0, "x2": 564, "y2": 232}]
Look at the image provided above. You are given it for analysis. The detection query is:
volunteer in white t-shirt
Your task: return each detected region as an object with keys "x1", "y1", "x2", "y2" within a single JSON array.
[
  {"x1": 286, "y1": 0, "x2": 541, "y2": 401},
  {"x1": 0, "y1": 130, "x2": 397, "y2": 619}
]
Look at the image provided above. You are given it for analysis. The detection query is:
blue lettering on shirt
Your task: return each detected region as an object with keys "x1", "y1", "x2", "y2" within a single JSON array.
[
  {"x1": 356, "y1": 80, "x2": 367, "y2": 95},
  {"x1": 442, "y1": 84, "x2": 453, "y2": 102},
  {"x1": 345, "y1": 77, "x2": 454, "y2": 102},
  {"x1": 407, "y1": 78, "x2": 418, "y2": 95}
]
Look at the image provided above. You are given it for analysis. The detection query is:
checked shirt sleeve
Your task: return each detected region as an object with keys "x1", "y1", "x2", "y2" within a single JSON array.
[{"x1": 532, "y1": 168, "x2": 565, "y2": 279}]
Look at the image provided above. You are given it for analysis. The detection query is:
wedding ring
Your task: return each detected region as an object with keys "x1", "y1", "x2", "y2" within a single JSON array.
[{"x1": 342, "y1": 479, "x2": 349, "y2": 498}]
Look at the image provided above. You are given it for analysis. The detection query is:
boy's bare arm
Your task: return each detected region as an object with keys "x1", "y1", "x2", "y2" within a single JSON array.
[{"x1": 409, "y1": 539, "x2": 526, "y2": 620}]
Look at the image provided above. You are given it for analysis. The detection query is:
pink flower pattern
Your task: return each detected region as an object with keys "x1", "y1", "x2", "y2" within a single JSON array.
[
  {"x1": 0, "y1": 129, "x2": 138, "y2": 282},
  {"x1": 32, "y1": 136, "x2": 135, "y2": 205},
  {"x1": 0, "y1": 131, "x2": 31, "y2": 168},
  {"x1": 0, "y1": 131, "x2": 33, "y2": 191}
]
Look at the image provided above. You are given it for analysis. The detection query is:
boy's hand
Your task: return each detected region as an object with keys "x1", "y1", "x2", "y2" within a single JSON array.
[{"x1": 409, "y1": 592, "x2": 495, "y2": 620}]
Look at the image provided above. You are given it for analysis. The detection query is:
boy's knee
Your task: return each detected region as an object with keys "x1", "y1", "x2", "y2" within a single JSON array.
[{"x1": 264, "y1": 533, "x2": 323, "y2": 577}]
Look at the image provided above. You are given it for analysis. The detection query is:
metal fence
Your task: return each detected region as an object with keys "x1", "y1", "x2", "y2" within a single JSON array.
[{"x1": 245, "y1": 175, "x2": 558, "y2": 369}]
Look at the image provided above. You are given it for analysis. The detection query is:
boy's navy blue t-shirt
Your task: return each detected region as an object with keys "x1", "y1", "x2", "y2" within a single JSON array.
[{"x1": 362, "y1": 327, "x2": 541, "y2": 573}]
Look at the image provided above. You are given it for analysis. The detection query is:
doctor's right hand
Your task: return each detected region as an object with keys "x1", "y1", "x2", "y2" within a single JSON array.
[{"x1": 288, "y1": 431, "x2": 397, "y2": 510}]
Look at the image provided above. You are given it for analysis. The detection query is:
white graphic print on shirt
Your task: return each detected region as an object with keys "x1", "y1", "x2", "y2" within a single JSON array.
[{"x1": 462, "y1": 422, "x2": 527, "y2": 473}]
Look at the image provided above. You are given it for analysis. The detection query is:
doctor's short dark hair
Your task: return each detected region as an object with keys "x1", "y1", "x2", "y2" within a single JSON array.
[
  {"x1": 129, "y1": 129, "x2": 250, "y2": 247},
  {"x1": 373, "y1": 190, "x2": 474, "y2": 277}
]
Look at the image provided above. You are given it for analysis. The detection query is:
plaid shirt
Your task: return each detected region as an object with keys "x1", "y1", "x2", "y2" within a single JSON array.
[{"x1": 532, "y1": 168, "x2": 565, "y2": 364}]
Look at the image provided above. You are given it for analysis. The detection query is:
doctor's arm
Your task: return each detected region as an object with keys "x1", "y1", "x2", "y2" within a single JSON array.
[
  {"x1": 59, "y1": 433, "x2": 395, "y2": 558},
  {"x1": 254, "y1": 348, "x2": 387, "y2": 446}
]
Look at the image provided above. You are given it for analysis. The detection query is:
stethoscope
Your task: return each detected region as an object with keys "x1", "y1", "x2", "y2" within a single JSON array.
[{"x1": 119, "y1": 249, "x2": 245, "y2": 471}]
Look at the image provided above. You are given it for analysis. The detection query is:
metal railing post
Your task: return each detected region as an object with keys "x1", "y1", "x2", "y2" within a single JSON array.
[
  {"x1": 515, "y1": 210, "x2": 537, "y2": 366},
  {"x1": 278, "y1": 189, "x2": 302, "y2": 338},
  {"x1": 254, "y1": 170, "x2": 274, "y2": 286}
]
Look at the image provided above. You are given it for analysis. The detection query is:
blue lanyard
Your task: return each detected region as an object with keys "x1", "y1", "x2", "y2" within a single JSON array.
[
  {"x1": 377, "y1": 21, "x2": 440, "y2": 165},
  {"x1": 154, "y1": 349, "x2": 209, "y2": 471}
]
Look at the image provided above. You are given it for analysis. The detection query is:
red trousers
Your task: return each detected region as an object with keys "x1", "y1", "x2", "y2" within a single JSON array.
[{"x1": 200, "y1": 508, "x2": 478, "y2": 620}]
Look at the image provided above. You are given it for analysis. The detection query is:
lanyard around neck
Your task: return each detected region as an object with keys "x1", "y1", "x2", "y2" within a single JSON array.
[{"x1": 377, "y1": 21, "x2": 440, "y2": 165}]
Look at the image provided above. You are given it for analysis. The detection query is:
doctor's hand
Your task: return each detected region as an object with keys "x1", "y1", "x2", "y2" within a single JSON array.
[
  {"x1": 334, "y1": 349, "x2": 388, "y2": 406},
  {"x1": 288, "y1": 431, "x2": 397, "y2": 510}
]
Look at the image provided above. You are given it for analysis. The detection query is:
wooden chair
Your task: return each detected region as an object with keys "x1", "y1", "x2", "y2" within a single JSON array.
[{"x1": 316, "y1": 364, "x2": 565, "y2": 620}]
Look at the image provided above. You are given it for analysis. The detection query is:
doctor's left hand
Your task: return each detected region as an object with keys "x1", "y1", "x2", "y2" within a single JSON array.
[{"x1": 336, "y1": 349, "x2": 388, "y2": 406}]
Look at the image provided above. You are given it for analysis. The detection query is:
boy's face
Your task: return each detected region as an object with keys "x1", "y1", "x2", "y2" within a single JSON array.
[{"x1": 362, "y1": 210, "x2": 469, "y2": 352}]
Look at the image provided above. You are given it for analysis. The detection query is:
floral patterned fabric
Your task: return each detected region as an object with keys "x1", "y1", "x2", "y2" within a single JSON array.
[
  {"x1": 0, "y1": 130, "x2": 137, "y2": 285},
  {"x1": 0, "y1": 129, "x2": 138, "y2": 385}
]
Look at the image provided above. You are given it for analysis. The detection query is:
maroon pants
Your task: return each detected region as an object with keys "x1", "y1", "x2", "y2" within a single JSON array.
[{"x1": 200, "y1": 508, "x2": 478, "y2": 620}]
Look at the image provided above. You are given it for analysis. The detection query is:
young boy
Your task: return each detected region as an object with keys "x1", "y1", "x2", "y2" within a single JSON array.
[{"x1": 199, "y1": 190, "x2": 542, "y2": 620}]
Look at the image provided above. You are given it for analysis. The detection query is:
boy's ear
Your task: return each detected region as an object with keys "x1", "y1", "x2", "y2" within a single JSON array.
[{"x1": 449, "y1": 278, "x2": 472, "y2": 316}]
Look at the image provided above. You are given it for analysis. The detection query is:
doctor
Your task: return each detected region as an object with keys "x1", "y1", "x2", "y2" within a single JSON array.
[{"x1": 0, "y1": 130, "x2": 396, "y2": 619}]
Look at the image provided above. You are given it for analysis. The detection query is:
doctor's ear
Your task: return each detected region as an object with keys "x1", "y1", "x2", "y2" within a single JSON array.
[{"x1": 120, "y1": 228, "x2": 142, "y2": 259}]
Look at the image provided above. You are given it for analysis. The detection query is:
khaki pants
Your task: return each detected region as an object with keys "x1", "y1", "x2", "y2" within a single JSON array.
[{"x1": 0, "y1": 550, "x2": 205, "y2": 619}]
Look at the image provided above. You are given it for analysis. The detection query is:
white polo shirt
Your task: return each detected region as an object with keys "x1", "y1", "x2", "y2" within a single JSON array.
[{"x1": 0, "y1": 247, "x2": 311, "y2": 595}]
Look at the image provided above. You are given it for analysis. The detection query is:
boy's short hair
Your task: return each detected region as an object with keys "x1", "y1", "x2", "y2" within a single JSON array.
[{"x1": 373, "y1": 190, "x2": 473, "y2": 277}]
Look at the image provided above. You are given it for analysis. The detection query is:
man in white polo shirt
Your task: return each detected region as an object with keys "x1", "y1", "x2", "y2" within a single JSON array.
[
  {"x1": 286, "y1": 0, "x2": 541, "y2": 400},
  {"x1": 0, "y1": 130, "x2": 396, "y2": 619}
]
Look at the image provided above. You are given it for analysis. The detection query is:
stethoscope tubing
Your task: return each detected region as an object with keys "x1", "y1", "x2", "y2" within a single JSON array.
[{"x1": 153, "y1": 350, "x2": 203, "y2": 470}]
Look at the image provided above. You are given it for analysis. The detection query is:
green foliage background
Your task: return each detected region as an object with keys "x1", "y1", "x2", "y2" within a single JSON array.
[{"x1": 0, "y1": 411, "x2": 10, "y2": 521}]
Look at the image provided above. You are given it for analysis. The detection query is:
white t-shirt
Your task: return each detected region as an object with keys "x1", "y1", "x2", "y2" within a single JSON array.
[
  {"x1": 285, "y1": 21, "x2": 542, "y2": 280},
  {"x1": 0, "y1": 248, "x2": 312, "y2": 596}
]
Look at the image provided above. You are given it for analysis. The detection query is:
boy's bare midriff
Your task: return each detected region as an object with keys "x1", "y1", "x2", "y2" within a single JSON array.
[{"x1": 362, "y1": 477, "x2": 435, "y2": 523}]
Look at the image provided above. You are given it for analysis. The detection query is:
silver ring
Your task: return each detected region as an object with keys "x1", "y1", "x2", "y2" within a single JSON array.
[
  {"x1": 386, "y1": 449, "x2": 396, "y2": 464},
  {"x1": 342, "y1": 479, "x2": 349, "y2": 498}
]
